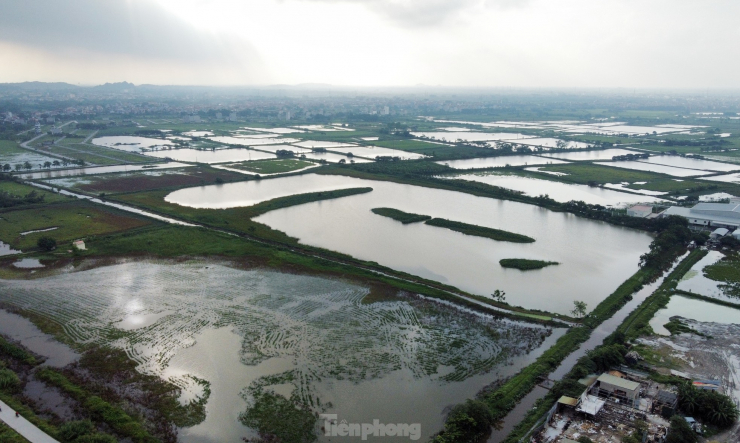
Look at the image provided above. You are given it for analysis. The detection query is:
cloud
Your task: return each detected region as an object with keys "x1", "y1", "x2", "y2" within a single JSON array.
[
  {"x1": 0, "y1": 0, "x2": 260, "y2": 64},
  {"x1": 297, "y1": 0, "x2": 530, "y2": 27}
]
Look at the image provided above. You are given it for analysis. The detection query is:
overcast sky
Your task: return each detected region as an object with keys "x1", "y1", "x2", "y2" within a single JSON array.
[{"x1": 0, "y1": 0, "x2": 738, "y2": 88}]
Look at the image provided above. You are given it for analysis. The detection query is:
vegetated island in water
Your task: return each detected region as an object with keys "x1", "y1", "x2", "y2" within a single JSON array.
[
  {"x1": 371, "y1": 207, "x2": 432, "y2": 224},
  {"x1": 500, "y1": 258, "x2": 559, "y2": 270},
  {"x1": 425, "y1": 218, "x2": 535, "y2": 243},
  {"x1": 371, "y1": 207, "x2": 534, "y2": 243}
]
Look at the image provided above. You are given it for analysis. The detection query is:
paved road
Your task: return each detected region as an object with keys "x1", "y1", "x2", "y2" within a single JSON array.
[{"x1": 0, "y1": 399, "x2": 60, "y2": 443}]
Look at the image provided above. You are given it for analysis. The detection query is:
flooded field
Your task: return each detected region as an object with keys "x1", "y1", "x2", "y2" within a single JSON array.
[
  {"x1": 437, "y1": 155, "x2": 568, "y2": 169},
  {"x1": 92, "y1": 136, "x2": 174, "y2": 152},
  {"x1": 512, "y1": 138, "x2": 591, "y2": 150},
  {"x1": 144, "y1": 148, "x2": 276, "y2": 164},
  {"x1": 676, "y1": 251, "x2": 728, "y2": 300},
  {"x1": 164, "y1": 173, "x2": 651, "y2": 313},
  {"x1": 0, "y1": 261, "x2": 561, "y2": 442},
  {"x1": 209, "y1": 136, "x2": 300, "y2": 146},
  {"x1": 540, "y1": 149, "x2": 639, "y2": 162},
  {"x1": 292, "y1": 140, "x2": 357, "y2": 149},
  {"x1": 640, "y1": 156, "x2": 740, "y2": 172},
  {"x1": 701, "y1": 172, "x2": 740, "y2": 184},
  {"x1": 332, "y1": 145, "x2": 427, "y2": 160},
  {"x1": 300, "y1": 151, "x2": 373, "y2": 163},
  {"x1": 446, "y1": 173, "x2": 665, "y2": 206},
  {"x1": 594, "y1": 161, "x2": 711, "y2": 177},
  {"x1": 0, "y1": 241, "x2": 21, "y2": 256},
  {"x1": 19, "y1": 162, "x2": 191, "y2": 179},
  {"x1": 411, "y1": 132, "x2": 531, "y2": 142},
  {"x1": 649, "y1": 295, "x2": 740, "y2": 335}
]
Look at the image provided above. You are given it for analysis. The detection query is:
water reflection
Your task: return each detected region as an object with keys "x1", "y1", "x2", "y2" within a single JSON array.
[
  {"x1": 650, "y1": 295, "x2": 740, "y2": 335},
  {"x1": 164, "y1": 173, "x2": 652, "y2": 314}
]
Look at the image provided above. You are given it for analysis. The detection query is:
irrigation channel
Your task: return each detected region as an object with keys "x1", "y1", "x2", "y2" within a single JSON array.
[{"x1": 487, "y1": 252, "x2": 689, "y2": 442}]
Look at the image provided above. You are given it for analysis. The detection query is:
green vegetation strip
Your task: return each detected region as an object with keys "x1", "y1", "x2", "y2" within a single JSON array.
[
  {"x1": 35, "y1": 367, "x2": 159, "y2": 443},
  {"x1": 499, "y1": 259, "x2": 559, "y2": 270},
  {"x1": 425, "y1": 218, "x2": 535, "y2": 243},
  {"x1": 371, "y1": 207, "x2": 431, "y2": 224}
]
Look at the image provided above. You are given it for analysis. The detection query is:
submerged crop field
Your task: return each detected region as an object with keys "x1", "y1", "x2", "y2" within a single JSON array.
[{"x1": 0, "y1": 260, "x2": 559, "y2": 441}]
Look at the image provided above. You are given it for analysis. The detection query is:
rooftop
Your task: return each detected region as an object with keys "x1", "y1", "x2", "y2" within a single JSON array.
[{"x1": 597, "y1": 373, "x2": 640, "y2": 391}]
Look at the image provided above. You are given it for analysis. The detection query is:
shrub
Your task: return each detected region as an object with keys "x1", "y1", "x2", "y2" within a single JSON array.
[{"x1": 37, "y1": 236, "x2": 57, "y2": 251}]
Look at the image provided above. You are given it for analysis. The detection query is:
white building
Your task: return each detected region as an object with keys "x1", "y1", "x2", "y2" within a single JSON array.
[
  {"x1": 711, "y1": 228, "x2": 729, "y2": 239},
  {"x1": 50, "y1": 126, "x2": 62, "y2": 135},
  {"x1": 229, "y1": 112, "x2": 237, "y2": 122},
  {"x1": 626, "y1": 204, "x2": 653, "y2": 218},
  {"x1": 662, "y1": 202, "x2": 740, "y2": 229},
  {"x1": 73, "y1": 240, "x2": 86, "y2": 250}
]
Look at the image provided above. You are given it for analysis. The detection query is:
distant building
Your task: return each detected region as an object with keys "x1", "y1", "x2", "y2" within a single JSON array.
[
  {"x1": 381, "y1": 106, "x2": 390, "y2": 115},
  {"x1": 50, "y1": 126, "x2": 62, "y2": 135},
  {"x1": 626, "y1": 204, "x2": 653, "y2": 218},
  {"x1": 34, "y1": 123, "x2": 42, "y2": 134},
  {"x1": 710, "y1": 228, "x2": 729, "y2": 239},
  {"x1": 46, "y1": 116, "x2": 55, "y2": 123},
  {"x1": 229, "y1": 112, "x2": 237, "y2": 122},
  {"x1": 663, "y1": 202, "x2": 740, "y2": 229},
  {"x1": 216, "y1": 112, "x2": 222, "y2": 119},
  {"x1": 733, "y1": 230, "x2": 740, "y2": 241}
]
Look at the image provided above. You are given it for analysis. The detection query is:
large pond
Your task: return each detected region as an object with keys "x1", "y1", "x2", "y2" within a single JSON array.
[
  {"x1": 300, "y1": 151, "x2": 373, "y2": 164},
  {"x1": 540, "y1": 149, "x2": 639, "y2": 162},
  {"x1": 144, "y1": 148, "x2": 276, "y2": 164},
  {"x1": 0, "y1": 261, "x2": 562, "y2": 442},
  {"x1": 649, "y1": 295, "x2": 740, "y2": 336},
  {"x1": 437, "y1": 155, "x2": 568, "y2": 169},
  {"x1": 167, "y1": 174, "x2": 652, "y2": 314},
  {"x1": 594, "y1": 161, "x2": 710, "y2": 177},
  {"x1": 445, "y1": 174, "x2": 666, "y2": 206}
]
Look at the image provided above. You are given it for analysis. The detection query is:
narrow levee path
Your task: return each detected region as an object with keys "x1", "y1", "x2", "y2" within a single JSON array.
[
  {"x1": 487, "y1": 252, "x2": 688, "y2": 442},
  {"x1": 0, "y1": 399, "x2": 60, "y2": 443}
]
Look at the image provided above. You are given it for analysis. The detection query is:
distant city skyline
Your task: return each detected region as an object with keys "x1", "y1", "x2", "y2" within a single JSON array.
[{"x1": 1, "y1": 0, "x2": 738, "y2": 88}]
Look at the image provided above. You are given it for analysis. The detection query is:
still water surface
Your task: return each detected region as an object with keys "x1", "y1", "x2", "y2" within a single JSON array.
[
  {"x1": 445, "y1": 174, "x2": 665, "y2": 206},
  {"x1": 437, "y1": 155, "x2": 567, "y2": 169},
  {"x1": 167, "y1": 174, "x2": 652, "y2": 314}
]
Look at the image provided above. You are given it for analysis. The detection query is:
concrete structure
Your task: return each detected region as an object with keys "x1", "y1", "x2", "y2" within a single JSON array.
[
  {"x1": 0, "y1": 399, "x2": 60, "y2": 443},
  {"x1": 662, "y1": 202, "x2": 740, "y2": 229},
  {"x1": 710, "y1": 228, "x2": 729, "y2": 239},
  {"x1": 591, "y1": 373, "x2": 640, "y2": 407},
  {"x1": 627, "y1": 204, "x2": 653, "y2": 218}
]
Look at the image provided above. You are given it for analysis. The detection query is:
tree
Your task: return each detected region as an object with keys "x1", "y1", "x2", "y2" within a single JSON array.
[
  {"x1": 665, "y1": 415, "x2": 697, "y2": 443},
  {"x1": 43, "y1": 161, "x2": 52, "y2": 169},
  {"x1": 23, "y1": 161, "x2": 32, "y2": 170},
  {"x1": 433, "y1": 400, "x2": 494, "y2": 443},
  {"x1": 571, "y1": 300, "x2": 587, "y2": 318},
  {"x1": 2, "y1": 164, "x2": 9, "y2": 172},
  {"x1": 491, "y1": 290, "x2": 506, "y2": 303},
  {"x1": 37, "y1": 236, "x2": 57, "y2": 251},
  {"x1": 14, "y1": 164, "x2": 22, "y2": 171}
]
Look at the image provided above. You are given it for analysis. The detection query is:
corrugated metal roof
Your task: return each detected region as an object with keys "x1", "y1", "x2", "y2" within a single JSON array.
[
  {"x1": 597, "y1": 373, "x2": 640, "y2": 391},
  {"x1": 558, "y1": 396, "x2": 578, "y2": 406}
]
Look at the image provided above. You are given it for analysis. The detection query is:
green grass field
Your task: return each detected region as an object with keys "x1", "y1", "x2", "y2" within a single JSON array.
[
  {"x1": 0, "y1": 202, "x2": 151, "y2": 250},
  {"x1": 0, "y1": 181, "x2": 70, "y2": 204},
  {"x1": 499, "y1": 259, "x2": 559, "y2": 270},
  {"x1": 425, "y1": 218, "x2": 535, "y2": 243}
]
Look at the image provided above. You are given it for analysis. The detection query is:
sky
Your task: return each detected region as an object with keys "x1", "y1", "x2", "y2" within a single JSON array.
[{"x1": 0, "y1": 0, "x2": 738, "y2": 88}]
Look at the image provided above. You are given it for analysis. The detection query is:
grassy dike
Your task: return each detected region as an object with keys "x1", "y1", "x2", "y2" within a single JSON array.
[
  {"x1": 425, "y1": 218, "x2": 535, "y2": 243},
  {"x1": 499, "y1": 259, "x2": 559, "y2": 270},
  {"x1": 371, "y1": 207, "x2": 431, "y2": 224},
  {"x1": 498, "y1": 249, "x2": 706, "y2": 443}
]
